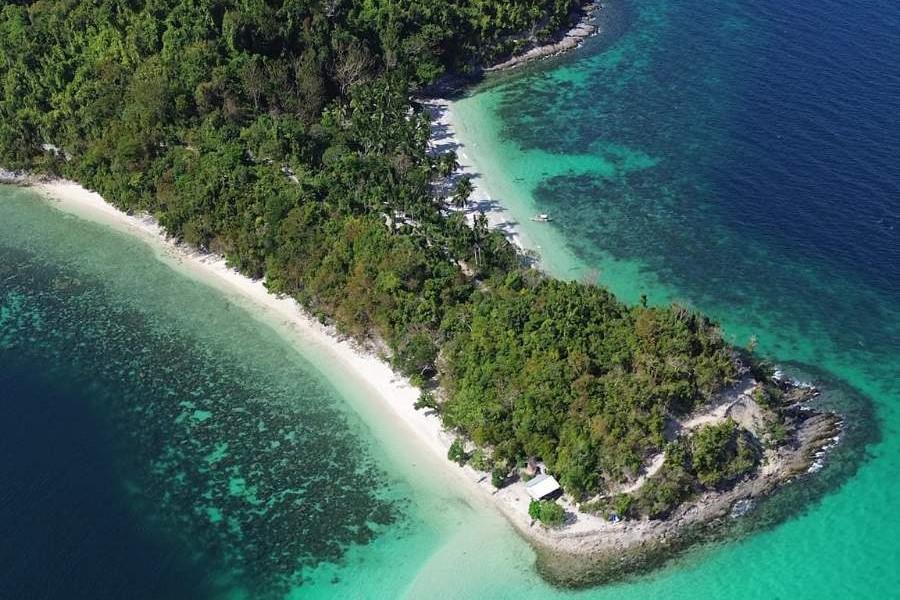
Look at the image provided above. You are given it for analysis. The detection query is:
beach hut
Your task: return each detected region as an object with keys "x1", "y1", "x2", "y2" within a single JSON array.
[{"x1": 525, "y1": 474, "x2": 562, "y2": 500}]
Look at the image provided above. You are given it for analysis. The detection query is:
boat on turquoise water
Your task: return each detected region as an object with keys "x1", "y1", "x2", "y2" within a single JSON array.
[{"x1": 530, "y1": 213, "x2": 552, "y2": 222}]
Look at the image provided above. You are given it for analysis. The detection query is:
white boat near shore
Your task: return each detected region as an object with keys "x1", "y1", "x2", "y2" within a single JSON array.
[{"x1": 530, "y1": 213, "x2": 552, "y2": 222}]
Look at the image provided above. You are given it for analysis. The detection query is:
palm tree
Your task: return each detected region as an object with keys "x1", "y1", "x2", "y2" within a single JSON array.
[
  {"x1": 437, "y1": 150, "x2": 459, "y2": 178},
  {"x1": 472, "y1": 210, "x2": 489, "y2": 268},
  {"x1": 452, "y1": 175, "x2": 474, "y2": 209}
]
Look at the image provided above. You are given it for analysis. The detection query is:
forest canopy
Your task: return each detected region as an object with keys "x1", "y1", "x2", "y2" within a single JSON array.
[{"x1": 0, "y1": 0, "x2": 740, "y2": 499}]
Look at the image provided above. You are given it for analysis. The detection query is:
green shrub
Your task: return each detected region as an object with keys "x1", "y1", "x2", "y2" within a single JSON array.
[
  {"x1": 767, "y1": 420, "x2": 788, "y2": 445},
  {"x1": 447, "y1": 438, "x2": 467, "y2": 465},
  {"x1": 752, "y1": 386, "x2": 772, "y2": 408},
  {"x1": 613, "y1": 493, "x2": 634, "y2": 519},
  {"x1": 491, "y1": 467, "x2": 507, "y2": 488},
  {"x1": 470, "y1": 448, "x2": 491, "y2": 471},
  {"x1": 580, "y1": 493, "x2": 634, "y2": 520},
  {"x1": 413, "y1": 391, "x2": 438, "y2": 411},
  {"x1": 529, "y1": 500, "x2": 566, "y2": 526},
  {"x1": 528, "y1": 499, "x2": 542, "y2": 520},
  {"x1": 635, "y1": 464, "x2": 693, "y2": 519},
  {"x1": 689, "y1": 420, "x2": 760, "y2": 487}
]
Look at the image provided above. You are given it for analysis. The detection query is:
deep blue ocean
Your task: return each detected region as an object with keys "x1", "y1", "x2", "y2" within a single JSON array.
[
  {"x1": 452, "y1": 0, "x2": 900, "y2": 596},
  {"x1": 2, "y1": 0, "x2": 899, "y2": 598},
  {"x1": 458, "y1": 0, "x2": 899, "y2": 376},
  {"x1": 0, "y1": 359, "x2": 213, "y2": 599}
]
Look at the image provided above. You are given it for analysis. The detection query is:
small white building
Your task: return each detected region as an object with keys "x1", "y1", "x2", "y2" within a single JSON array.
[{"x1": 524, "y1": 473, "x2": 561, "y2": 500}]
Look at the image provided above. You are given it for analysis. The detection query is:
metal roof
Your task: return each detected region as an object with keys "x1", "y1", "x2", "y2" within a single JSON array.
[{"x1": 524, "y1": 474, "x2": 561, "y2": 500}]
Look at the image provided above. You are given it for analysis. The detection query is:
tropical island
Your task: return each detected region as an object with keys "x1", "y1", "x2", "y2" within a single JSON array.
[{"x1": 0, "y1": 0, "x2": 841, "y2": 586}]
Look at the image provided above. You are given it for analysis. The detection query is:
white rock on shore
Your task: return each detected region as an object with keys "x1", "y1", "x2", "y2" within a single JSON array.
[{"x1": 487, "y1": 3, "x2": 601, "y2": 71}]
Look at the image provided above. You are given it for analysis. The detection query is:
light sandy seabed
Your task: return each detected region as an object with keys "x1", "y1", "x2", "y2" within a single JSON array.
[
  {"x1": 4, "y1": 154, "x2": 838, "y2": 582},
  {"x1": 425, "y1": 98, "x2": 537, "y2": 257},
  {"x1": 22, "y1": 178, "x2": 548, "y2": 539}
]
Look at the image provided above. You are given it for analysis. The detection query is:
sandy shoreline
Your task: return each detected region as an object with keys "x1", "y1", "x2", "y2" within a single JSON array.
[
  {"x1": 425, "y1": 99, "x2": 540, "y2": 262},
  {"x1": 3, "y1": 118, "x2": 842, "y2": 587},
  {"x1": 2, "y1": 175, "x2": 459, "y2": 480},
  {"x1": 1, "y1": 173, "x2": 566, "y2": 542}
]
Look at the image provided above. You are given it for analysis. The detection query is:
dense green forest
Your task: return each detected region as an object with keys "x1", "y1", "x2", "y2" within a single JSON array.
[{"x1": 0, "y1": 0, "x2": 746, "y2": 508}]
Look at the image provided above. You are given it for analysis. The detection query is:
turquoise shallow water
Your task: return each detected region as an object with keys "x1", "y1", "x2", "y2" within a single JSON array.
[
  {"x1": 3, "y1": 0, "x2": 899, "y2": 596},
  {"x1": 0, "y1": 188, "x2": 541, "y2": 599},
  {"x1": 451, "y1": 0, "x2": 900, "y2": 596}
]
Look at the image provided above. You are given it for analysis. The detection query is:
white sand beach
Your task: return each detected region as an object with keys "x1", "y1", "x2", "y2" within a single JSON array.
[
  {"x1": 425, "y1": 98, "x2": 538, "y2": 259},
  {"x1": 29, "y1": 179, "x2": 454, "y2": 460},
  {"x1": 23, "y1": 177, "x2": 547, "y2": 537},
  {"x1": 7, "y1": 141, "x2": 838, "y2": 577}
]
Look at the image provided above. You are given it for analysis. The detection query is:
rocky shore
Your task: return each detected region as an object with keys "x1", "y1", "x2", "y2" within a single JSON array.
[
  {"x1": 0, "y1": 168, "x2": 49, "y2": 185},
  {"x1": 487, "y1": 2, "x2": 602, "y2": 71},
  {"x1": 420, "y1": 91, "x2": 846, "y2": 588},
  {"x1": 517, "y1": 386, "x2": 843, "y2": 587}
]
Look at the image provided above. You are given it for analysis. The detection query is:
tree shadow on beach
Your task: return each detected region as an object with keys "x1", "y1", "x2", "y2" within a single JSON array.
[{"x1": 424, "y1": 100, "x2": 538, "y2": 269}]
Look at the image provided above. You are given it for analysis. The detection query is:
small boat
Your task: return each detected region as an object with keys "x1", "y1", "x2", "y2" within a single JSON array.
[{"x1": 530, "y1": 213, "x2": 552, "y2": 222}]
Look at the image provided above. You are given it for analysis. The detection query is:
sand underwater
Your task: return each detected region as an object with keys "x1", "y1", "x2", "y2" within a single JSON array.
[{"x1": 2, "y1": 0, "x2": 899, "y2": 597}]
